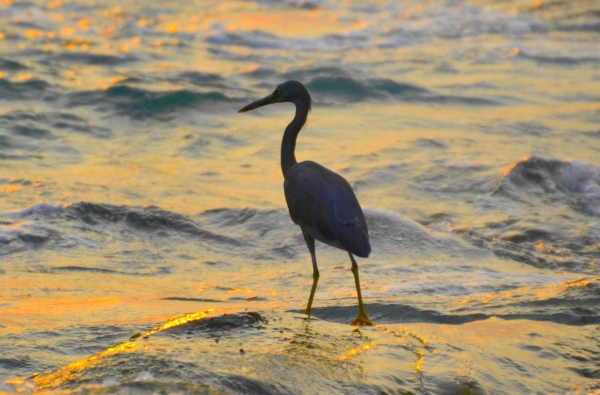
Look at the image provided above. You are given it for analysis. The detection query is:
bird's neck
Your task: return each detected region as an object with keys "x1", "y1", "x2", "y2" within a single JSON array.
[{"x1": 281, "y1": 101, "x2": 309, "y2": 177}]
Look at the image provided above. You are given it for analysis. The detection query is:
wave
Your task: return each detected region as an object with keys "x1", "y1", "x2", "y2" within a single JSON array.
[
  {"x1": 1, "y1": 200, "x2": 595, "y2": 273},
  {"x1": 161, "y1": 297, "x2": 224, "y2": 303},
  {"x1": 518, "y1": 51, "x2": 600, "y2": 66},
  {"x1": 0, "y1": 79, "x2": 58, "y2": 102},
  {"x1": 310, "y1": 304, "x2": 488, "y2": 325},
  {"x1": 0, "y1": 217, "x2": 64, "y2": 256},
  {"x1": 0, "y1": 202, "x2": 485, "y2": 265},
  {"x1": 203, "y1": 2, "x2": 554, "y2": 52},
  {"x1": 310, "y1": 293, "x2": 600, "y2": 326},
  {"x1": 305, "y1": 75, "x2": 500, "y2": 105},
  {"x1": 479, "y1": 120, "x2": 553, "y2": 137},
  {"x1": 240, "y1": 65, "x2": 279, "y2": 79},
  {"x1": 446, "y1": 157, "x2": 600, "y2": 273},
  {"x1": 455, "y1": 227, "x2": 599, "y2": 274},
  {"x1": 246, "y1": 66, "x2": 502, "y2": 106},
  {"x1": 0, "y1": 110, "x2": 111, "y2": 140},
  {"x1": 0, "y1": 58, "x2": 27, "y2": 71},
  {"x1": 0, "y1": 202, "x2": 245, "y2": 259},
  {"x1": 45, "y1": 52, "x2": 139, "y2": 66},
  {"x1": 68, "y1": 202, "x2": 245, "y2": 246},
  {"x1": 495, "y1": 156, "x2": 600, "y2": 217},
  {"x1": 65, "y1": 85, "x2": 239, "y2": 120},
  {"x1": 305, "y1": 76, "x2": 426, "y2": 102},
  {"x1": 38, "y1": 265, "x2": 171, "y2": 276},
  {"x1": 206, "y1": 30, "x2": 284, "y2": 49},
  {"x1": 557, "y1": 21, "x2": 600, "y2": 32},
  {"x1": 167, "y1": 71, "x2": 231, "y2": 89},
  {"x1": 11, "y1": 301, "x2": 599, "y2": 395}
]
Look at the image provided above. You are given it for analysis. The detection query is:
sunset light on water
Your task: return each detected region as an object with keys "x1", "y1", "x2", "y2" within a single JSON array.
[{"x1": 1, "y1": 0, "x2": 599, "y2": 393}]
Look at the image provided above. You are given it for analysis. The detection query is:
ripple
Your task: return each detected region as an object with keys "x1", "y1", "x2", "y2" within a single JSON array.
[
  {"x1": 0, "y1": 58, "x2": 27, "y2": 71},
  {"x1": 309, "y1": 303, "x2": 489, "y2": 325},
  {"x1": 479, "y1": 121, "x2": 553, "y2": 137},
  {"x1": 161, "y1": 297, "x2": 224, "y2": 303},
  {"x1": 205, "y1": 30, "x2": 283, "y2": 49},
  {"x1": 0, "y1": 79, "x2": 57, "y2": 102},
  {"x1": 46, "y1": 52, "x2": 139, "y2": 66},
  {"x1": 518, "y1": 51, "x2": 600, "y2": 66},
  {"x1": 68, "y1": 202, "x2": 245, "y2": 247},
  {"x1": 65, "y1": 85, "x2": 236, "y2": 120},
  {"x1": 8, "y1": 125, "x2": 54, "y2": 140},
  {"x1": 269, "y1": 72, "x2": 504, "y2": 105}
]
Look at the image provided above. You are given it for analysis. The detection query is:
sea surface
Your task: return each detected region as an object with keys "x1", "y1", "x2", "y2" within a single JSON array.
[{"x1": 1, "y1": 0, "x2": 599, "y2": 393}]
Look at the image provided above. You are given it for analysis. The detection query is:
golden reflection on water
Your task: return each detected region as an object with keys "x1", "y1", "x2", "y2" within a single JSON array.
[
  {"x1": 458, "y1": 276, "x2": 599, "y2": 307},
  {"x1": 338, "y1": 341, "x2": 376, "y2": 361},
  {"x1": 1, "y1": 0, "x2": 599, "y2": 391},
  {"x1": 0, "y1": 185, "x2": 20, "y2": 194},
  {"x1": 558, "y1": 277, "x2": 598, "y2": 290},
  {"x1": 4, "y1": 305, "x2": 599, "y2": 393},
  {"x1": 0, "y1": 28, "x2": 598, "y2": 214},
  {"x1": 376, "y1": 318, "x2": 600, "y2": 393},
  {"x1": 26, "y1": 309, "x2": 229, "y2": 390},
  {"x1": 0, "y1": 0, "x2": 366, "y2": 91},
  {"x1": 33, "y1": 341, "x2": 139, "y2": 390}
]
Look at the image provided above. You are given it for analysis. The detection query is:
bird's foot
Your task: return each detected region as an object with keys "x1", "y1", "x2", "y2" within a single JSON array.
[
  {"x1": 303, "y1": 307, "x2": 312, "y2": 317},
  {"x1": 351, "y1": 314, "x2": 374, "y2": 327}
]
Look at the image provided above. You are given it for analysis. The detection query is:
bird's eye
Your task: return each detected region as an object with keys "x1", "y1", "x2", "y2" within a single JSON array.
[{"x1": 275, "y1": 89, "x2": 282, "y2": 95}]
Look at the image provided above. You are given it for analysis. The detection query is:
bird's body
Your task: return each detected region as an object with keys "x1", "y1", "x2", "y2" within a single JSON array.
[
  {"x1": 284, "y1": 161, "x2": 370, "y2": 258},
  {"x1": 239, "y1": 80, "x2": 373, "y2": 326}
]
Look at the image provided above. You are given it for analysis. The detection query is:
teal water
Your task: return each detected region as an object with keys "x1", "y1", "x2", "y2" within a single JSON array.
[{"x1": 1, "y1": 0, "x2": 599, "y2": 393}]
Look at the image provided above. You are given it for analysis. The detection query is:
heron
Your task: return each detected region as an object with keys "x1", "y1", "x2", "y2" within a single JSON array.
[{"x1": 238, "y1": 80, "x2": 373, "y2": 326}]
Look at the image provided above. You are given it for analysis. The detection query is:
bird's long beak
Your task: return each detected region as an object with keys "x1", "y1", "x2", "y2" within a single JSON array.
[{"x1": 238, "y1": 93, "x2": 276, "y2": 113}]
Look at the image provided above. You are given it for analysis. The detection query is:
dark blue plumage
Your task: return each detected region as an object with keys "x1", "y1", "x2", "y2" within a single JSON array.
[
  {"x1": 239, "y1": 80, "x2": 374, "y2": 326},
  {"x1": 284, "y1": 161, "x2": 370, "y2": 258}
]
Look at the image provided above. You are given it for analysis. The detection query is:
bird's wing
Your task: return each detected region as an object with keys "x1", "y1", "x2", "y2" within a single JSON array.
[{"x1": 284, "y1": 161, "x2": 370, "y2": 257}]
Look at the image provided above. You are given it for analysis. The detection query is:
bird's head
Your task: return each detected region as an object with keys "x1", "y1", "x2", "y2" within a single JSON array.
[{"x1": 238, "y1": 80, "x2": 311, "y2": 113}]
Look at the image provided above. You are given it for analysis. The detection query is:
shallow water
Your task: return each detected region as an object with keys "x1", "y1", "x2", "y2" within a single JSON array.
[{"x1": 1, "y1": 0, "x2": 599, "y2": 393}]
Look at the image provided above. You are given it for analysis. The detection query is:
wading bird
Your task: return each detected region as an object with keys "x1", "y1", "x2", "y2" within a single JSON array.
[{"x1": 238, "y1": 80, "x2": 373, "y2": 326}]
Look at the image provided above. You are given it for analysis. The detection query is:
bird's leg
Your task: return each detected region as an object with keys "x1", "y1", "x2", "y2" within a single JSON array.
[
  {"x1": 302, "y1": 232, "x2": 319, "y2": 317},
  {"x1": 349, "y1": 253, "x2": 374, "y2": 326}
]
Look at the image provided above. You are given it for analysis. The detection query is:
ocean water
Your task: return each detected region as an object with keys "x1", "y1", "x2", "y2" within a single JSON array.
[{"x1": 1, "y1": 0, "x2": 599, "y2": 393}]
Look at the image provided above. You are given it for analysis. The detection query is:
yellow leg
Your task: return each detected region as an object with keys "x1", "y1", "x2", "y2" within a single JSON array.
[
  {"x1": 304, "y1": 272, "x2": 319, "y2": 317},
  {"x1": 350, "y1": 253, "x2": 374, "y2": 326},
  {"x1": 302, "y1": 232, "x2": 320, "y2": 318}
]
